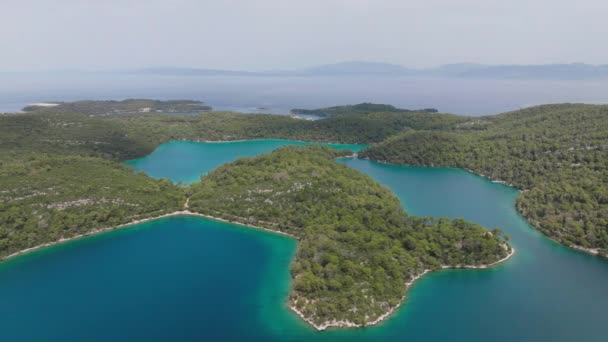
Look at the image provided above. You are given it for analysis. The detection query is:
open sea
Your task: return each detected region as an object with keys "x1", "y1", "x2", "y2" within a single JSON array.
[{"x1": 2, "y1": 73, "x2": 608, "y2": 115}]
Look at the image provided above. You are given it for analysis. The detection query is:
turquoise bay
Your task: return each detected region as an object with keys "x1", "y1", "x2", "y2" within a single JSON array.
[
  {"x1": 1, "y1": 140, "x2": 607, "y2": 341},
  {"x1": 125, "y1": 139, "x2": 367, "y2": 184}
]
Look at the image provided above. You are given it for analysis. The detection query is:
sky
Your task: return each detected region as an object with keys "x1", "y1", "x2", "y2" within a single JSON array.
[{"x1": 2, "y1": 0, "x2": 608, "y2": 71}]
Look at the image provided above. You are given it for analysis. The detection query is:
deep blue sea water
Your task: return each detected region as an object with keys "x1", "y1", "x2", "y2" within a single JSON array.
[
  {"x1": 2, "y1": 73, "x2": 608, "y2": 115},
  {"x1": 1, "y1": 141, "x2": 607, "y2": 341}
]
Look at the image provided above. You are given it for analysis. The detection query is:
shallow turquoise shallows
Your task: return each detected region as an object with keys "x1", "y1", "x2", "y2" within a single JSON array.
[
  {"x1": 125, "y1": 140, "x2": 367, "y2": 184},
  {"x1": 1, "y1": 141, "x2": 607, "y2": 341}
]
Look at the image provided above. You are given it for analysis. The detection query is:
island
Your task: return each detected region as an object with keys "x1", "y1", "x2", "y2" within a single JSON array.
[
  {"x1": 22, "y1": 99, "x2": 212, "y2": 116},
  {"x1": 290, "y1": 102, "x2": 438, "y2": 117}
]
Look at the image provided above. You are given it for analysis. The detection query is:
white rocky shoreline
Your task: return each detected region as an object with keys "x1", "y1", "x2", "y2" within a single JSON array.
[{"x1": 289, "y1": 247, "x2": 515, "y2": 331}]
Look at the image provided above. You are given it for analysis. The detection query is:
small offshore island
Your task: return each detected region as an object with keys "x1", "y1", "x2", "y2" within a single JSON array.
[{"x1": 0, "y1": 99, "x2": 606, "y2": 332}]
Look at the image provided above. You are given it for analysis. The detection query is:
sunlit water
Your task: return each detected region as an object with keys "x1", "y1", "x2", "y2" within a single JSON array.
[{"x1": 0, "y1": 140, "x2": 606, "y2": 341}]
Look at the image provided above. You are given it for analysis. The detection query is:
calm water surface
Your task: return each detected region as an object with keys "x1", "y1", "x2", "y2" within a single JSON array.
[
  {"x1": 1, "y1": 140, "x2": 607, "y2": 341},
  {"x1": 3, "y1": 73, "x2": 608, "y2": 115},
  {"x1": 125, "y1": 140, "x2": 366, "y2": 183}
]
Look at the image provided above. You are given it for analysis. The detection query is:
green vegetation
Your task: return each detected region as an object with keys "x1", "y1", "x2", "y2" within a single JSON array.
[
  {"x1": 291, "y1": 102, "x2": 438, "y2": 117},
  {"x1": 7, "y1": 99, "x2": 602, "y2": 325},
  {"x1": 0, "y1": 103, "x2": 511, "y2": 327},
  {"x1": 360, "y1": 104, "x2": 608, "y2": 255},
  {"x1": 23, "y1": 99, "x2": 211, "y2": 115},
  {"x1": 188, "y1": 146, "x2": 510, "y2": 326},
  {"x1": 0, "y1": 112, "x2": 158, "y2": 161},
  {"x1": 109, "y1": 109, "x2": 464, "y2": 145},
  {"x1": 2, "y1": 100, "x2": 605, "y2": 258},
  {"x1": 0, "y1": 154, "x2": 184, "y2": 259},
  {"x1": 0, "y1": 105, "x2": 466, "y2": 163}
]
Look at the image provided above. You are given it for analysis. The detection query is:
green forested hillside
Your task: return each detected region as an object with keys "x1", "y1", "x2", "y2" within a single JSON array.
[
  {"x1": 110, "y1": 109, "x2": 465, "y2": 144},
  {"x1": 0, "y1": 112, "x2": 156, "y2": 160},
  {"x1": 361, "y1": 104, "x2": 608, "y2": 254},
  {"x1": 0, "y1": 154, "x2": 184, "y2": 259},
  {"x1": 0, "y1": 107, "x2": 466, "y2": 162},
  {"x1": 0, "y1": 102, "x2": 475, "y2": 264},
  {"x1": 2, "y1": 102, "x2": 606, "y2": 257},
  {"x1": 188, "y1": 146, "x2": 510, "y2": 326}
]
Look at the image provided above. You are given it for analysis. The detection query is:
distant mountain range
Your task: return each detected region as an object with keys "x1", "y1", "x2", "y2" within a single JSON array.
[
  {"x1": 6, "y1": 62, "x2": 608, "y2": 80},
  {"x1": 426, "y1": 63, "x2": 608, "y2": 80},
  {"x1": 297, "y1": 62, "x2": 608, "y2": 79},
  {"x1": 122, "y1": 67, "x2": 256, "y2": 77},
  {"x1": 288, "y1": 61, "x2": 416, "y2": 76},
  {"x1": 129, "y1": 62, "x2": 608, "y2": 80}
]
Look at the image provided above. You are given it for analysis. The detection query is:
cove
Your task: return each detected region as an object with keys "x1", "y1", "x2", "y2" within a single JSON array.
[
  {"x1": 1, "y1": 142, "x2": 607, "y2": 341},
  {"x1": 125, "y1": 139, "x2": 367, "y2": 184}
]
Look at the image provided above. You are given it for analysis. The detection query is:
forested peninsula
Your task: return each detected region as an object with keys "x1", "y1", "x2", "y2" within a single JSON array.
[{"x1": 187, "y1": 146, "x2": 511, "y2": 328}]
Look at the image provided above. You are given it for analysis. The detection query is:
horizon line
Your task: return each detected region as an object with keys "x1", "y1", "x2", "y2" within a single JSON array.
[{"x1": 2, "y1": 61, "x2": 607, "y2": 74}]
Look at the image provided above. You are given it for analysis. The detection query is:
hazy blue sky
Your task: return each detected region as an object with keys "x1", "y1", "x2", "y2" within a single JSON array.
[{"x1": 2, "y1": 0, "x2": 608, "y2": 71}]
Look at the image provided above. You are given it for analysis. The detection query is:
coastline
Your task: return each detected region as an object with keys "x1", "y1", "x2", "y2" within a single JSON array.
[
  {"x1": 545, "y1": 236, "x2": 603, "y2": 257},
  {"x1": 1, "y1": 209, "x2": 297, "y2": 262},
  {"x1": 571, "y1": 245, "x2": 601, "y2": 256},
  {"x1": 358, "y1": 157, "x2": 605, "y2": 259},
  {"x1": 360, "y1": 157, "x2": 522, "y2": 191},
  {"x1": 2, "y1": 204, "x2": 516, "y2": 332},
  {"x1": 441, "y1": 247, "x2": 515, "y2": 269},
  {"x1": 179, "y1": 138, "x2": 367, "y2": 148},
  {"x1": 289, "y1": 247, "x2": 515, "y2": 331},
  {"x1": 516, "y1": 203, "x2": 606, "y2": 259},
  {"x1": 2, "y1": 200, "x2": 519, "y2": 332},
  {"x1": 1, "y1": 211, "x2": 182, "y2": 262},
  {"x1": 124, "y1": 139, "x2": 366, "y2": 164}
]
